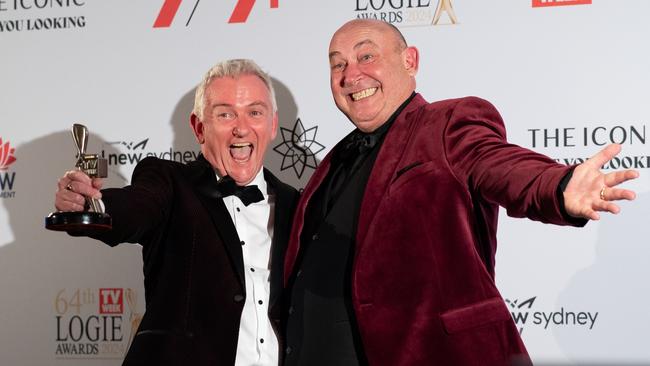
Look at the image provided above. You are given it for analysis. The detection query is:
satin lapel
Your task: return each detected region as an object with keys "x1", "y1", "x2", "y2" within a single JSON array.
[
  {"x1": 264, "y1": 168, "x2": 297, "y2": 311},
  {"x1": 188, "y1": 156, "x2": 245, "y2": 289},
  {"x1": 283, "y1": 153, "x2": 333, "y2": 286},
  {"x1": 356, "y1": 94, "x2": 428, "y2": 247}
]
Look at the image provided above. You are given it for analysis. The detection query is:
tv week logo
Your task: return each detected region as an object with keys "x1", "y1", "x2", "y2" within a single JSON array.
[
  {"x1": 99, "y1": 288, "x2": 124, "y2": 314},
  {"x1": 154, "y1": 0, "x2": 279, "y2": 27},
  {"x1": 532, "y1": 0, "x2": 591, "y2": 8}
]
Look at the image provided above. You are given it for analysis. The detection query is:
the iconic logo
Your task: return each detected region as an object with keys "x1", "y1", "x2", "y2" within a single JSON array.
[
  {"x1": 527, "y1": 124, "x2": 649, "y2": 170},
  {"x1": 532, "y1": 0, "x2": 591, "y2": 8},
  {"x1": 354, "y1": 0, "x2": 459, "y2": 27},
  {"x1": 154, "y1": 0, "x2": 279, "y2": 28},
  {"x1": 0, "y1": 1, "x2": 86, "y2": 33},
  {"x1": 273, "y1": 118, "x2": 325, "y2": 179},
  {"x1": 505, "y1": 296, "x2": 599, "y2": 334},
  {"x1": 0, "y1": 138, "x2": 17, "y2": 198},
  {"x1": 54, "y1": 288, "x2": 142, "y2": 358}
]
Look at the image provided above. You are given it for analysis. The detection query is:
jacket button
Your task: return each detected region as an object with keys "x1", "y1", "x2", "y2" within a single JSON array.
[
  {"x1": 312, "y1": 234, "x2": 318, "y2": 241},
  {"x1": 233, "y1": 294, "x2": 244, "y2": 303},
  {"x1": 288, "y1": 306, "x2": 294, "y2": 315},
  {"x1": 285, "y1": 346, "x2": 293, "y2": 355}
]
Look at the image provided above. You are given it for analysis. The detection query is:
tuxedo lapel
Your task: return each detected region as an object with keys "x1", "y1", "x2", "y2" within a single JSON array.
[
  {"x1": 188, "y1": 155, "x2": 245, "y2": 289},
  {"x1": 356, "y1": 94, "x2": 428, "y2": 247}
]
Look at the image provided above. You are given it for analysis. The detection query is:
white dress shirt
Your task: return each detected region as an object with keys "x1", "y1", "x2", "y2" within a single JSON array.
[{"x1": 220, "y1": 169, "x2": 278, "y2": 366}]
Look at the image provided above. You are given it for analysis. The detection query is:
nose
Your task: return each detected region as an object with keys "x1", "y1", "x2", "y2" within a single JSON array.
[
  {"x1": 232, "y1": 117, "x2": 251, "y2": 137},
  {"x1": 341, "y1": 63, "x2": 361, "y2": 88}
]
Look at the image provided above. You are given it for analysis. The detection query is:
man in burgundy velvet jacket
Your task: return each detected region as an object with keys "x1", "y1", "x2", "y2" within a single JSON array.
[{"x1": 281, "y1": 20, "x2": 639, "y2": 366}]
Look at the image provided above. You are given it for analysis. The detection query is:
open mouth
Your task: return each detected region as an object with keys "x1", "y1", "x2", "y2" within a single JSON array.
[
  {"x1": 230, "y1": 142, "x2": 253, "y2": 162},
  {"x1": 350, "y1": 87, "x2": 378, "y2": 101}
]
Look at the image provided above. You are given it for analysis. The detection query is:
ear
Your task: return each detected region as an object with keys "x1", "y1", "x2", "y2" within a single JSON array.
[
  {"x1": 190, "y1": 113, "x2": 205, "y2": 144},
  {"x1": 271, "y1": 111, "x2": 279, "y2": 140},
  {"x1": 403, "y1": 46, "x2": 419, "y2": 76}
]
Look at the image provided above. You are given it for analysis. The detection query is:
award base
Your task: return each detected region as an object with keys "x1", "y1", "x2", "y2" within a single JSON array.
[{"x1": 45, "y1": 211, "x2": 112, "y2": 232}]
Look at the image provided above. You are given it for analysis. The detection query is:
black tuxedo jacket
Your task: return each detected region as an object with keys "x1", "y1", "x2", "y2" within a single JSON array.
[{"x1": 82, "y1": 155, "x2": 299, "y2": 365}]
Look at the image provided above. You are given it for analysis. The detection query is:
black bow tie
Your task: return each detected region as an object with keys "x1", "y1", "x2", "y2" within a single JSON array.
[{"x1": 214, "y1": 176, "x2": 264, "y2": 206}]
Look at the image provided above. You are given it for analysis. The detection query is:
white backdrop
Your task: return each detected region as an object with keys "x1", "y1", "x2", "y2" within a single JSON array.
[{"x1": 1, "y1": 1, "x2": 648, "y2": 365}]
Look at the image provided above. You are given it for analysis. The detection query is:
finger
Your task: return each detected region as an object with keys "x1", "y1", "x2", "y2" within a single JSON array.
[
  {"x1": 585, "y1": 143, "x2": 622, "y2": 169},
  {"x1": 91, "y1": 177, "x2": 104, "y2": 190},
  {"x1": 581, "y1": 208, "x2": 600, "y2": 221},
  {"x1": 64, "y1": 170, "x2": 93, "y2": 186},
  {"x1": 598, "y1": 201, "x2": 621, "y2": 215},
  {"x1": 66, "y1": 180, "x2": 102, "y2": 199},
  {"x1": 603, "y1": 187, "x2": 636, "y2": 201},
  {"x1": 604, "y1": 169, "x2": 640, "y2": 187},
  {"x1": 55, "y1": 189, "x2": 86, "y2": 211}
]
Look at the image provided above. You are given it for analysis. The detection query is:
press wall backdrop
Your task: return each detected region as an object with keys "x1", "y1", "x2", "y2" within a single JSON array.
[{"x1": 1, "y1": 1, "x2": 649, "y2": 365}]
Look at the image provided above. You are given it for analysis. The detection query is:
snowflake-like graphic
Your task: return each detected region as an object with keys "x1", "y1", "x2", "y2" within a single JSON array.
[{"x1": 273, "y1": 118, "x2": 325, "y2": 178}]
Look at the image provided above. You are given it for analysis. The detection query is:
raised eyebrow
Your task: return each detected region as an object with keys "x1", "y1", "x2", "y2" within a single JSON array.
[
  {"x1": 329, "y1": 39, "x2": 377, "y2": 60},
  {"x1": 211, "y1": 103, "x2": 233, "y2": 109},
  {"x1": 248, "y1": 101, "x2": 270, "y2": 109},
  {"x1": 353, "y1": 39, "x2": 377, "y2": 50},
  {"x1": 329, "y1": 50, "x2": 341, "y2": 60}
]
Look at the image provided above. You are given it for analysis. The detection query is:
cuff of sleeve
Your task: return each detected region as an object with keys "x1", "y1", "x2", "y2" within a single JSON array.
[{"x1": 557, "y1": 168, "x2": 589, "y2": 227}]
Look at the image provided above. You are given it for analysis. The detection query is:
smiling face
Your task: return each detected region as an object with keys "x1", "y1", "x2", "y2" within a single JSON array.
[
  {"x1": 329, "y1": 20, "x2": 419, "y2": 132},
  {"x1": 190, "y1": 74, "x2": 278, "y2": 186}
]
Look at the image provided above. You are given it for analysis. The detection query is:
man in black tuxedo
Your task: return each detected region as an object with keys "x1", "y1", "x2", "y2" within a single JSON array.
[{"x1": 53, "y1": 59, "x2": 299, "y2": 366}]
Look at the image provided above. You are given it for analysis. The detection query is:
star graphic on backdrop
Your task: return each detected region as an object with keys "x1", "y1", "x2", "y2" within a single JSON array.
[{"x1": 273, "y1": 118, "x2": 325, "y2": 178}]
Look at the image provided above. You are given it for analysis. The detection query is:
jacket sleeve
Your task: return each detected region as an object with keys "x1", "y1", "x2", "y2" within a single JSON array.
[
  {"x1": 73, "y1": 157, "x2": 173, "y2": 246},
  {"x1": 442, "y1": 96, "x2": 577, "y2": 225}
]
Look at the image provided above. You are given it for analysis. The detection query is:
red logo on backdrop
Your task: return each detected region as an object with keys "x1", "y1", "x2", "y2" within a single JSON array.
[
  {"x1": 99, "y1": 288, "x2": 124, "y2": 314},
  {"x1": 0, "y1": 138, "x2": 17, "y2": 171},
  {"x1": 154, "y1": 0, "x2": 279, "y2": 28},
  {"x1": 532, "y1": 0, "x2": 591, "y2": 7}
]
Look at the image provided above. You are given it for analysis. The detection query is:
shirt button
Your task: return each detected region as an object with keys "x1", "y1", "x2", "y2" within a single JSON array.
[
  {"x1": 233, "y1": 294, "x2": 244, "y2": 303},
  {"x1": 286, "y1": 346, "x2": 293, "y2": 355},
  {"x1": 236, "y1": 207, "x2": 241, "y2": 212},
  {"x1": 250, "y1": 268, "x2": 255, "y2": 272},
  {"x1": 240, "y1": 240, "x2": 245, "y2": 246},
  {"x1": 260, "y1": 338, "x2": 264, "y2": 344},
  {"x1": 258, "y1": 300, "x2": 263, "y2": 305}
]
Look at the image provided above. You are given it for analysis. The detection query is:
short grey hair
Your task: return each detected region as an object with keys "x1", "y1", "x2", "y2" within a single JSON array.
[{"x1": 193, "y1": 59, "x2": 277, "y2": 120}]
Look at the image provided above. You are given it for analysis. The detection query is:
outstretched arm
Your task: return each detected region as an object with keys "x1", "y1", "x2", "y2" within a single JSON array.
[{"x1": 563, "y1": 144, "x2": 639, "y2": 220}]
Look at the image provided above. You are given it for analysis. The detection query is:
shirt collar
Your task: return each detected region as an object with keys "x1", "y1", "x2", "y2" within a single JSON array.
[{"x1": 215, "y1": 168, "x2": 268, "y2": 197}]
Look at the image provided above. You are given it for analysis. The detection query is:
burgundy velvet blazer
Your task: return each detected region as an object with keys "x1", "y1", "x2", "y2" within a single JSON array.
[{"x1": 284, "y1": 95, "x2": 579, "y2": 365}]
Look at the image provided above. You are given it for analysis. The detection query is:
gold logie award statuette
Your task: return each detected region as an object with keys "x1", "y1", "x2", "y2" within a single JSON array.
[{"x1": 45, "y1": 124, "x2": 112, "y2": 232}]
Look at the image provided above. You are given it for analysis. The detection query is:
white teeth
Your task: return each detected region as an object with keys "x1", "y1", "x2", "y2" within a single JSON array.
[
  {"x1": 351, "y1": 88, "x2": 377, "y2": 101},
  {"x1": 231, "y1": 142, "x2": 251, "y2": 147}
]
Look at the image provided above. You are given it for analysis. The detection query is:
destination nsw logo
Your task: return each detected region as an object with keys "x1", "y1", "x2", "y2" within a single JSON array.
[
  {"x1": 505, "y1": 296, "x2": 598, "y2": 334},
  {"x1": 101, "y1": 138, "x2": 199, "y2": 167},
  {"x1": 354, "y1": 0, "x2": 459, "y2": 27},
  {"x1": 0, "y1": 137, "x2": 17, "y2": 198},
  {"x1": 0, "y1": 0, "x2": 86, "y2": 33},
  {"x1": 54, "y1": 288, "x2": 143, "y2": 358}
]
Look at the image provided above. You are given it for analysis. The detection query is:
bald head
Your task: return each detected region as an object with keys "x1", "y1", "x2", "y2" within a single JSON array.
[
  {"x1": 328, "y1": 20, "x2": 419, "y2": 132},
  {"x1": 332, "y1": 19, "x2": 407, "y2": 53}
]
